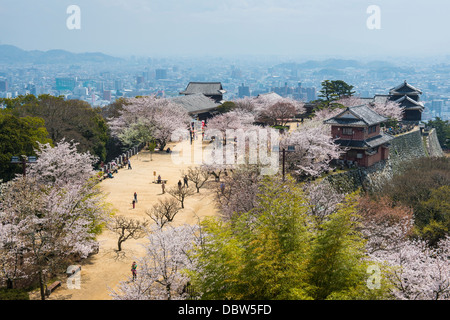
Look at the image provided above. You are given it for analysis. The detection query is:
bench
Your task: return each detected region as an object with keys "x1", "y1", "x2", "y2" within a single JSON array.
[
  {"x1": 155, "y1": 179, "x2": 168, "y2": 184},
  {"x1": 46, "y1": 281, "x2": 61, "y2": 296}
]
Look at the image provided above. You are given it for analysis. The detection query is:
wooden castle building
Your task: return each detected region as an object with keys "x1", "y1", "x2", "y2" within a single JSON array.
[
  {"x1": 324, "y1": 104, "x2": 394, "y2": 167},
  {"x1": 370, "y1": 81, "x2": 424, "y2": 122}
]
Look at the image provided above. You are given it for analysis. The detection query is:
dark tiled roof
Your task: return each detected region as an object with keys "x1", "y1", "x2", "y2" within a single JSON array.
[
  {"x1": 170, "y1": 93, "x2": 220, "y2": 114},
  {"x1": 395, "y1": 95, "x2": 425, "y2": 111},
  {"x1": 335, "y1": 133, "x2": 393, "y2": 149},
  {"x1": 373, "y1": 95, "x2": 390, "y2": 105},
  {"x1": 180, "y1": 82, "x2": 226, "y2": 96},
  {"x1": 324, "y1": 104, "x2": 388, "y2": 127},
  {"x1": 389, "y1": 81, "x2": 422, "y2": 95}
]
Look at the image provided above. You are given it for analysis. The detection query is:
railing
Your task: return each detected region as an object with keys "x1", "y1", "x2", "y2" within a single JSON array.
[{"x1": 101, "y1": 142, "x2": 145, "y2": 174}]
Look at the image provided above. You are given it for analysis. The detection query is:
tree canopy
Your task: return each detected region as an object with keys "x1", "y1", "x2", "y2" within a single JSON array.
[
  {"x1": 1, "y1": 94, "x2": 109, "y2": 165},
  {"x1": 0, "y1": 113, "x2": 52, "y2": 182}
]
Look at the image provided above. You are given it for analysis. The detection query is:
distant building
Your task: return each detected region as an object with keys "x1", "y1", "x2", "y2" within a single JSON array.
[
  {"x1": 56, "y1": 77, "x2": 76, "y2": 91},
  {"x1": 180, "y1": 82, "x2": 226, "y2": 104},
  {"x1": 431, "y1": 100, "x2": 444, "y2": 117},
  {"x1": 136, "y1": 76, "x2": 145, "y2": 85},
  {"x1": 114, "y1": 79, "x2": 123, "y2": 91},
  {"x1": 306, "y1": 87, "x2": 316, "y2": 101},
  {"x1": 0, "y1": 80, "x2": 8, "y2": 92},
  {"x1": 324, "y1": 105, "x2": 393, "y2": 167},
  {"x1": 238, "y1": 83, "x2": 250, "y2": 98},
  {"x1": 73, "y1": 86, "x2": 88, "y2": 97},
  {"x1": 103, "y1": 90, "x2": 112, "y2": 101},
  {"x1": 156, "y1": 69, "x2": 168, "y2": 80},
  {"x1": 171, "y1": 93, "x2": 221, "y2": 121},
  {"x1": 271, "y1": 82, "x2": 316, "y2": 102},
  {"x1": 271, "y1": 82, "x2": 293, "y2": 97}
]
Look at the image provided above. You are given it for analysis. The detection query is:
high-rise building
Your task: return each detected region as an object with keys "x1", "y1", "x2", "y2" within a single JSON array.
[
  {"x1": 56, "y1": 78, "x2": 76, "y2": 91},
  {"x1": 136, "y1": 76, "x2": 145, "y2": 85},
  {"x1": 103, "y1": 90, "x2": 112, "y2": 101},
  {"x1": 155, "y1": 69, "x2": 167, "y2": 80},
  {"x1": 306, "y1": 87, "x2": 316, "y2": 102},
  {"x1": 114, "y1": 79, "x2": 123, "y2": 91},
  {"x1": 0, "y1": 80, "x2": 8, "y2": 92},
  {"x1": 238, "y1": 83, "x2": 250, "y2": 98},
  {"x1": 432, "y1": 100, "x2": 444, "y2": 117},
  {"x1": 96, "y1": 81, "x2": 104, "y2": 93}
]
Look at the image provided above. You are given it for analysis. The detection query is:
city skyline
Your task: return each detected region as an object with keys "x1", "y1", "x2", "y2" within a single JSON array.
[{"x1": 1, "y1": 0, "x2": 450, "y2": 59}]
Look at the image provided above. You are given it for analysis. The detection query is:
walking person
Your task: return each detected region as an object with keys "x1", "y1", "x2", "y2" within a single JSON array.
[
  {"x1": 134, "y1": 192, "x2": 138, "y2": 203},
  {"x1": 128, "y1": 159, "x2": 132, "y2": 170},
  {"x1": 161, "y1": 180, "x2": 165, "y2": 194},
  {"x1": 178, "y1": 180, "x2": 182, "y2": 190},
  {"x1": 132, "y1": 199, "x2": 136, "y2": 209},
  {"x1": 131, "y1": 261, "x2": 137, "y2": 281},
  {"x1": 183, "y1": 175, "x2": 189, "y2": 187}
]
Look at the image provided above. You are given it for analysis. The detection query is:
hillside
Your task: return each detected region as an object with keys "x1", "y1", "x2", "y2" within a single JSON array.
[{"x1": 0, "y1": 44, "x2": 122, "y2": 64}]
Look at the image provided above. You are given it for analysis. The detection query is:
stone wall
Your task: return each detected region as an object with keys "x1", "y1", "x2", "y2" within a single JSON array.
[
  {"x1": 424, "y1": 128, "x2": 445, "y2": 158},
  {"x1": 325, "y1": 128, "x2": 444, "y2": 193}
]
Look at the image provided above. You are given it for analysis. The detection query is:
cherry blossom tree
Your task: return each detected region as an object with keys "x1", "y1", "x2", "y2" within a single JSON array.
[
  {"x1": 369, "y1": 237, "x2": 450, "y2": 300},
  {"x1": 204, "y1": 110, "x2": 255, "y2": 142},
  {"x1": 258, "y1": 101, "x2": 299, "y2": 127},
  {"x1": 280, "y1": 125, "x2": 343, "y2": 178},
  {"x1": 110, "y1": 224, "x2": 200, "y2": 300},
  {"x1": 336, "y1": 97, "x2": 404, "y2": 122},
  {"x1": 302, "y1": 180, "x2": 346, "y2": 224},
  {"x1": 108, "y1": 96, "x2": 190, "y2": 151},
  {"x1": 358, "y1": 194, "x2": 449, "y2": 300},
  {"x1": 0, "y1": 140, "x2": 107, "y2": 299},
  {"x1": 214, "y1": 165, "x2": 262, "y2": 221},
  {"x1": 234, "y1": 95, "x2": 305, "y2": 126},
  {"x1": 357, "y1": 195, "x2": 414, "y2": 255}
]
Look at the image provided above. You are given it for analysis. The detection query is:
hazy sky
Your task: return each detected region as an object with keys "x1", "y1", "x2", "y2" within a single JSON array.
[{"x1": 0, "y1": 0, "x2": 449, "y2": 59}]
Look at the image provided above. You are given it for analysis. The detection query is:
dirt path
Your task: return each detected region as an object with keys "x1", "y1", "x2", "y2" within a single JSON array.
[{"x1": 43, "y1": 142, "x2": 219, "y2": 300}]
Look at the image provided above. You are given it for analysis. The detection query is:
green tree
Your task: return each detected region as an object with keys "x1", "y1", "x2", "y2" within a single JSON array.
[
  {"x1": 3, "y1": 94, "x2": 109, "y2": 164},
  {"x1": 415, "y1": 185, "x2": 450, "y2": 245},
  {"x1": 318, "y1": 80, "x2": 355, "y2": 103},
  {"x1": 426, "y1": 117, "x2": 450, "y2": 149},
  {"x1": 190, "y1": 177, "x2": 312, "y2": 300},
  {"x1": 0, "y1": 113, "x2": 52, "y2": 181},
  {"x1": 306, "y1": 195, "x2": 384, "y2": 300},
  {"x1": 217, "y1": 101, "x2": 236, "y2": 114},
  {"x1": 188, "y1": 176, "x2": 389, "y2": 300}
]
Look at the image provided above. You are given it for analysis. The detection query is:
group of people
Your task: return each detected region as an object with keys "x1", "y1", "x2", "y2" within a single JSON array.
[
  {"x1": 103, "y1": 159, "x2": 131, "y2": 179},
  {"x1": 177, "y1": 175, "x2": 189, "y2": 189}
]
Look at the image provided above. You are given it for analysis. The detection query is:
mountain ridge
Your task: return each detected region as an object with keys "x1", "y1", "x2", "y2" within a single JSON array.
[{"x1": 0, "y1": 44, "x2": 123, "y2": 64}]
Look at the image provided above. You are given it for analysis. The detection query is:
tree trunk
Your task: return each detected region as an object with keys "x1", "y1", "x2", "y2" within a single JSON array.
[
  {"x1": 6, "y1": 278, "x2": 13, "y2": 289},
  {"x1": 38, "y1": 270, "x2": 46, "y2": 301}
]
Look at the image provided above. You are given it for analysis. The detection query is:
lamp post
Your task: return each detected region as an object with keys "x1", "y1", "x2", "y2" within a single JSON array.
[
  {"x1": 11, "y1": 155, "x2": 37, "y2": 177},
  {"x1": 273, "y1": 145, "x2": 296, "y2": 181}
]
